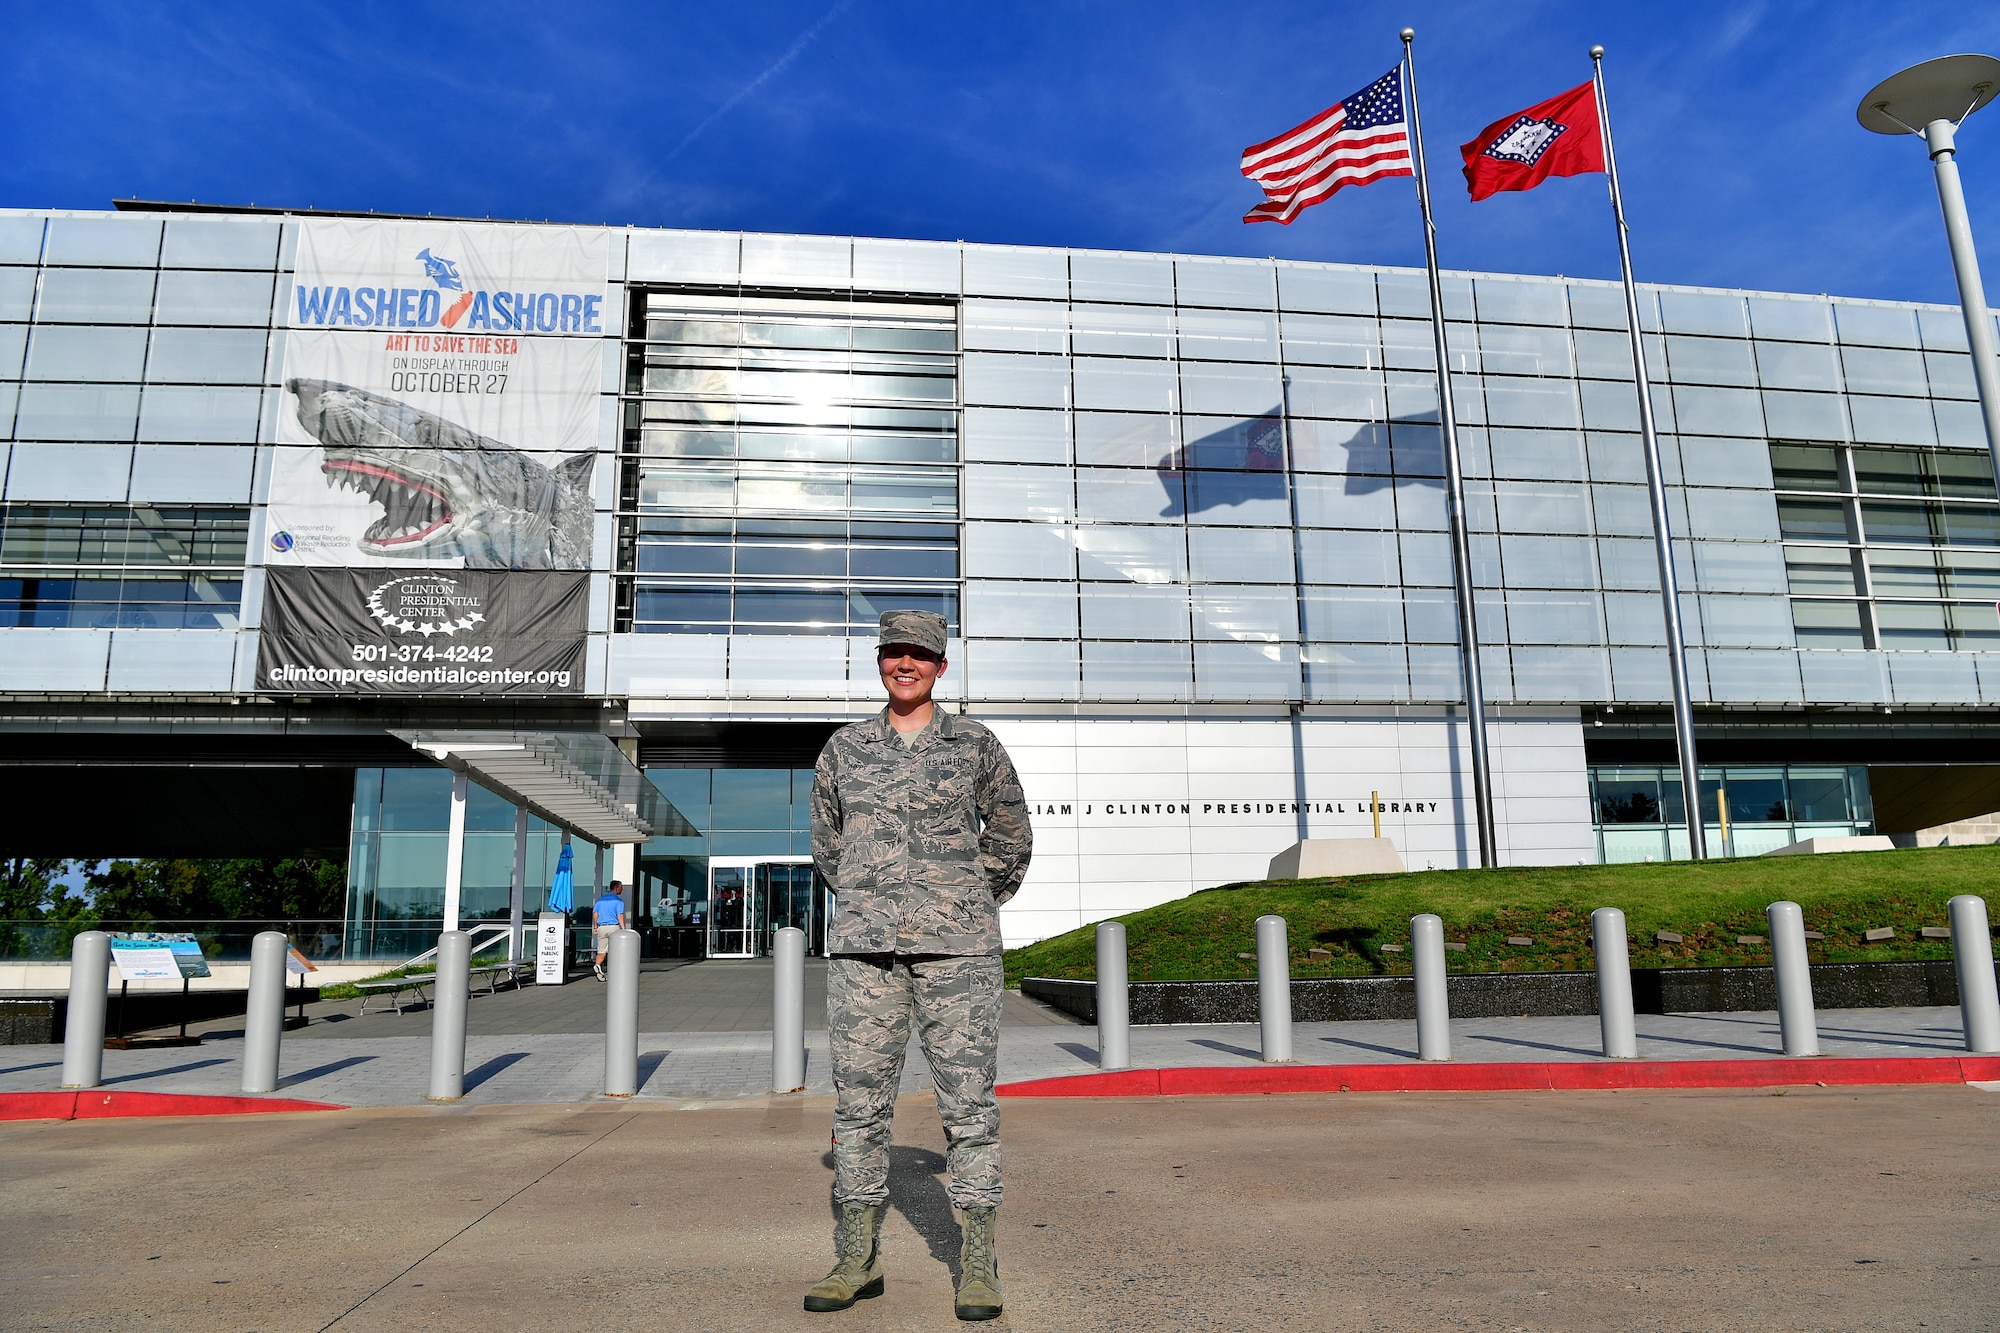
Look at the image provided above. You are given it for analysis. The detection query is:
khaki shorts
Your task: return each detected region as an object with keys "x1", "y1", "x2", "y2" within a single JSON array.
[{"x1": 593, "y1": 923, "x2": 620, "y2": 950}]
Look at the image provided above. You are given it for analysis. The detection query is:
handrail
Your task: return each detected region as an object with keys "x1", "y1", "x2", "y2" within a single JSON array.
[{"x1": 402, "y1": 924, "x2": 514, "y2": 969}]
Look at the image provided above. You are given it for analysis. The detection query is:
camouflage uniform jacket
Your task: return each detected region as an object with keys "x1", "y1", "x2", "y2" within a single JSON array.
[{"x1": 810, "y1": 708, "x2": 1033, "y2": 957}]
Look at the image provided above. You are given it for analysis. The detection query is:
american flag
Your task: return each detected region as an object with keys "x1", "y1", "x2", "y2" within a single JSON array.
[{"x1": 1240, "y1": 67, "x2": 1413, "y2": 225}]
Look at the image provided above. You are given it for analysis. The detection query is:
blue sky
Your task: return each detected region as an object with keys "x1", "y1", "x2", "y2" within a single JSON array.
[{"x1": 5, "y1": 2, "x2": 2000, "y2": 306}]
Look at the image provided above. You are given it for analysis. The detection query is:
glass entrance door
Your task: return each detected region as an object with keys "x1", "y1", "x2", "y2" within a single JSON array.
[
  {"x1": 706, "y1": 862, "x2": 755, "y2": 958},
  {"x1": 758, "y1": 860, "x2": 822, "y2": 956}
]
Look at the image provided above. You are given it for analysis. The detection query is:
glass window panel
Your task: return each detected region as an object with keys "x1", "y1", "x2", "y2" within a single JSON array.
[
  {"x1": 737, "y1": 430, "x2": 846, "y2": 462},
  {"x1": 1590, "y1": 484, "x2": 1656, "y2": 538},
  {"x1": 733, "y1": 540, "x2": 844, "y2": 578},
  {"x1": 851, "y1": 586, "x2": 957, "y2": 631},
  {"x1": 1769, "y1": 443, "x2": 1840, "y2": 491},
  {"x1": 639, "y1": 427, "x2": 734, "y2": 458},
  {"x1": 33, "y1": 268, "x2": 155, "y2": 324},
  {"x1": 1080, "y1": 582, "x2": 1187, "y2": 638},
  {"x1": 1671, "y1": 385, "x2": 1763, "y2": 436},
  {"x1": 1473, "y1": 278, "x2": 1567, "y2": 326},
  {"x1": 962, "y1": 408, "x2": 1066, "y2": 464},
  {"x1": 635, "y1": 538, "x2": 731, "y2": 575},
  {"x1": 848, "y1": 470, "x2": 957, "y2": 516},
  {"x1": 1572, "y1": 329, "x2": 1636, "y2": 379},
  {"x1": 1700, "y1": 594, "x2": 1794, "y2": 647},
  {"x1": 1665, "y1": 335, "x2": 1757, "y2": 386},
  {"x1": 734, "y1": 586, "x2": 847, "y2": 626},
  {"x1": 1294, "y1": 474, "x2": 1392, "y2": 529},
  {"x1": 1304, "y1": 643, "x2": 1408, "y2": 701},
  {"x1": 1841, "y1": 346, "x2": 1928, "y2": 396},
  {"x1": 1075, "y1": 412, "x2": 1176, "y2": 467},
  {"x1": 1284, "y1": 366, "x2": 1385, "y2": 420},
  {"x1": 1781, "y1": 546, "x2": 1858, "y2": 596},
  {"x1": 852, "y1": 238, "x2": 959, "y2": 294},
  {"x1": 1077, "y1": 466, "x2": 1175, "y2": 523},
  {"x1": 1748, "y1": 297, "x2": 1833, "y2": 342},
  {"x1": 711, "y1": 769, "x2": 793, "y2": 830},
  {"x1": 1859, "y1": 499, "x2": 1937, "y2": 544},
  {"x1": 1602, "y1": 591, "x2": 1667, "y2": 644},
  {"x1": 1476, "y1": 325, "x2": 1572, "y2": 377},
  {"x1": 44, "y1": 217, "x2": 159, "y2": 267},
  {"x1": 963, "y1": 581, "x2": 1078, "y2": 638},
  {"x1": 1185, "y1": 470, "x2": 1291, "y2": 525},
  {"x1": 144, "y1": 327, "x2": 267, "y2": 384},
  {"x1": 1302, "y1": 587, "x2": 1401, "y2": 642},
  {"x1": 1924, "y1": 351, "x2": 1977, "y2": 399},
  {"x1": 1940, "y1": 550, "x2": 2000, "y2": 596},
  {"x1": 137, "y1": 384, "x2": 261, "y2": 443},
  {"x1": 0, "y1": 324, "x2": 24, "y2": 378},
  {"x1": 1394, "y1": 477, "x2": 1449, "y2": 531},
  {"x1": 1191, "y1": 585, "x2": 1296, "y2": 641},
  {"x1": 1073, "y1": 357, "x2": 1176, "y2": 411},
  {"x1": 1853, "y1": 447, "x2": 1925, "y2": 495},
  {"x1": 1396, "y1": 531, "x2": 1451, "y2": 586},
  {"x1": 1379, "y1": 318, "x2": 1435, "y2": 371},
  {"x1": 1194, "y1": 640, "x2": 1301, "y2": 699},
  {"x1": 848, "y1": 541, "x2": 955, "y2": 581},
  {"x1": 1500, "y1": 534, "x2": 1595, "y2": 588},
  {"x1": 1834, "y1": 302, "x2": 1919, "y2": 348},
  {"x1": 735, "y1": 465, "x2": 848, "y2": 513},
  {"x1": 1484, "y1": 379, "x2": 1580, "y2": 429},
  {"x1": 1069, "y1": 253, "x2": 1173, "y2": 304},
  {"x1": 1494, "y1": 481, "x2": 1591, "y2": 534},
  {"x1": 638, "y1": 464, "x2": 734, "y2": 510},
  {"x1": 1762, "y1": 390, "x2": 1847, "y2": 441},
  {"x1": 13, "y1": 384, "x2": 140, "y2": 440},
  {"x1": 1188, "y1": 526, "x2": 1293, "y2": 583},
  {"x1": 1755, "y1": 340, "x2": 1841, "y2": 391},
  {"x1": 1594, "y1": 767, "x2": 1665, "y2": 824},
  {"x1": 965, "y1": 521, "x2": 1075, "y2": 579},
  {"x1": 1297, "y1": 529, "x2": 1397, "y2": 584},
  {"x1": 633, "y1": 584, "x2": 731, "y2": 625},
  {"x1": 1390, "y1": 422, "x2": 1444, "y2": 478},
  {"x1": 1941, "y1": 505, "x2": 2000, "y2": 547},
  {"x1": 0, "y1": 215, "x2": 45, "y2": 264},
  {"x1": 1719, "y1": 769, "x2": 1789, "y2": 824},
  {"x1": 379, "y1": 767, "x2": 455, "y2": 830},
  {"x1": 154, "y1": 270, "x2": 274, "y2": 326},
  {"x1": 961, "y1": 352, "x2": 1068, "y2": 409},
  {"x1": 1865, "y1": 549, "x2": 1942, "y2": 596},
  {"x1": 1179, "y1": 362, "x2": 1279, "y2": 417},
  {"x1": 1678, "y1": 435, "x2": 1771, "y2": 489},
  {"x1": 1597, "y1": 539, "x2": 1662, "y2": 591},
  {"x1": 1947, "y1": 600, "x2": 2000, "y2": 645},
  {"x1": 1178, "y1": 309, "x2": 1277, "y2": 362},
  {"x1": 1275, "y1": 264, "x2": 1376, "y2": 315},
  {"x1": 1785, "y1": 768, "x2": 1851, "y2": 822},
  {"x1": 1487, "y1": 429, "x2": 1586, "y2": 482},
  {"x1": 1081, "y1": 640, "x2": 1191, "y2": 699},
  {"x1": 1399, "y1": 589, "x2": 1458, "y2": 643},
  {"x1": 1504, "y1": 590, "x2": 1600, "y2": 644},
  {"x1": 161, "y1": 219, "x2": 281, "y2": 269},
  {"x1": 966, "y1": 464, "x2": 1072, "y2": 521},
  {"x1": 1279, "y1": 314, "x2": 1379, "y2": 368},
  {"x1": 1683, "y1": 488, "x2": 1779, "y2": 541},
  {"x1": 1289, "y1": 418, "x2": 1390, "y2": 474},
  {"x1": 850, "y1": 432, "x2": 954, "y2": 464},
  {"x1": 1568, "y1": 283, "x2": 1647, "y2": 331},
  {"x1": 1918, "y1": 306, "x2": 1971, "y2": 351},
  {"x1": 1873, "y1": 599, "x2": 1950, "y2": 648},
  {"x1": 1776, "y1": 497, "x2": 1850, "y2": 541},
  {"x1": 846, "y1": 371, "x2": 952, "y2": 403},
  {"x1": 24, "y1": 326, "x2": 147, "y2": 382},
  {"x1": 1935, "y1": 399, "x2": 1990, "y2": 449},
  {"x1": 1175, "y1": 258, "x2": 1274, "y2": 308},
  {"x1": 962, "y1": 299, "x2": 1067, "y2": 354},
  {"x1": 962, "y1": 246, "x2": 1068, "y2": 299},
  {"x1": 1074, "y1": 525, "x2": 1185, "y2": 583},
  {"x1": 963, "y1": 639, "x2": 1079, "y2": 699},
  {"x1": 1658, "y1": 291, "x2": 1747, "y2": 337}
]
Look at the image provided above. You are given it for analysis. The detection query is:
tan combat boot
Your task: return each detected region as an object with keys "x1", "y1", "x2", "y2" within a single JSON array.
[
  {"x1": 803, "y1": 1202, "x2": 885, "y2": 1312},
  {"x1": 954, "y1": 1206, "x2": 1003, "y2": 1321}
]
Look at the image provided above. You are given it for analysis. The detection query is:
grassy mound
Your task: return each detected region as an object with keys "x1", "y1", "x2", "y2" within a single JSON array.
[{"x1": 1003, "y1": 843, "x2": 2000, "y2": 986}]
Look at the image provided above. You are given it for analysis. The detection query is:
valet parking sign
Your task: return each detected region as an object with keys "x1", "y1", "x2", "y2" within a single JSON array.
[{"x1": 256, "y1": 220, "x2": 608, "y2": 697}]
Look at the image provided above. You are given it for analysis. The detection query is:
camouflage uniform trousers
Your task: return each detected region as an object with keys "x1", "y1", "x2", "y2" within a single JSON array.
[{"x1": 828, "y1": 952, "x2": 1004, "y2": 1210}]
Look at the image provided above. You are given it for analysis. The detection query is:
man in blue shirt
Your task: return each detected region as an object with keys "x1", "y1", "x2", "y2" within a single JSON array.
[{"x1": 591, "y1": 880, "x2": 627, "y2": 981}]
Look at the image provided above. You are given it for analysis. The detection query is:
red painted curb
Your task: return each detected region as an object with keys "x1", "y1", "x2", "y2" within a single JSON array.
[
  {"x1": 998, "y1": 1055, "x2": 2000, "y2": 1099},
  {"x1": 0, "y1": 1090, "x2": 345, "y2": 1121}
]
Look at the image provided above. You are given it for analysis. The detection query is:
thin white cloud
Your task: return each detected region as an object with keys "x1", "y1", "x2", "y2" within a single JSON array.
[{"x1": 660, "y1": 0, "x2": 854, "y2": 165}]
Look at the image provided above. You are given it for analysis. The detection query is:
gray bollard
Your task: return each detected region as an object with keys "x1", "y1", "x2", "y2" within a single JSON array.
[
  {"x1": 1412, "y1": 913, "x2": 1450, "y2": 1061},
  {"x1": 771, "y1": 926, "x2": 805, "y2": 1093},
  {"x1": 1256, "y1": 914, "x2": 1292, "y2": 1062},
  {"x1": 60, "y1": 931, "x2": 111, "y2": 1089},
  {"x1": 1096, "y1": 921, "x2": 1130, "y2": 1072},
  {"x1": 605, "y1": 928, "x2": 640, "y2": 1096},
  {"x1": 1766, "y1": 901, "x2": 1820, "y2": 1057},
  {"x1": 1592, "y1": 907, "x2": 1638, "y2": 1059},
  {"x1": 241, "y1": 931, "x2": 289, "y2": 1094},
  {"x1": 426, "y1": 931, "x2": 471, "y2": 1101},
  {"x1": 1948, "y1": 895, "x2": 2000, "y2": 1054}
]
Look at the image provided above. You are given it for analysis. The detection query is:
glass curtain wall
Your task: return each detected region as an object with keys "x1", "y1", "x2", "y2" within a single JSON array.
[
  {"x1": 345, "y1": 766, "x2": 575, "y2": 960},
  {"x1": 615, "y1": 290, "x2": 961, "y2": 640},
  {"x1": 636, "y1": 766, "x2": 816, "y2": 957},
  {"x1": 1590, "y1": 763, "x2": 1874, "y2": 862}
]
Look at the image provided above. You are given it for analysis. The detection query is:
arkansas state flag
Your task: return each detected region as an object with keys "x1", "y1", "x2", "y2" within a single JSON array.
[{"x1": 1460, "y1": 81, "x2": 1605, "y2": 201}]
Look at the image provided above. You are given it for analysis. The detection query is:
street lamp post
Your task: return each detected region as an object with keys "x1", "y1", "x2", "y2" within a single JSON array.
[{"x1": 1860, "y1": 55, "x2": 2000, "y2": 488}]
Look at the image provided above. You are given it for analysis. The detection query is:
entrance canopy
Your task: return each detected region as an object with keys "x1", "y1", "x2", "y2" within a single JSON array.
[{"x1": 393, "y1": 730, "x2": 692, "y2": 845}]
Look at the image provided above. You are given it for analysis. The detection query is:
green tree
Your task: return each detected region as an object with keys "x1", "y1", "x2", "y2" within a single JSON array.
[
  {"x1": 84, "y1": 856, "x2": 347, "y2": 921},
  {"x1": 0, "y1": 857, "x2": 81, "y2": 919}
]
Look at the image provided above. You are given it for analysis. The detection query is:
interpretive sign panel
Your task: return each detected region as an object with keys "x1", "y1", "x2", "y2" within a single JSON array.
[{"x1": 536, "y1": 911, "x2": 567, "y2": 985}]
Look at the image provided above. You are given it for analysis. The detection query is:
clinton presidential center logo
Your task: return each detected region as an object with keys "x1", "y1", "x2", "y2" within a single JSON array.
[
  {"x1": 366, "y1": 574, "x2": 487, "y2": 637},
  {"x1": 1482, "y1": 115, "x2": 1570, "y2": 166}
]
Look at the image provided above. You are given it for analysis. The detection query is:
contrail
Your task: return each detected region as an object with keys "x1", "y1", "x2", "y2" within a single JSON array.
[{"x1": 661, "y1": 0, "x2": 854, "y2": 164}]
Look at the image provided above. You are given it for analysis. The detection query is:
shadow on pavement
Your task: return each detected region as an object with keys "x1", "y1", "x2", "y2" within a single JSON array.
[
  {"x1": 818, "y1": 1144, "x2": 962, "y2": 1279},
  {"x1": 1318, "y1": 1034, "x2": 1418, "y2": 1060},
  {"x1": 635, "y1": 1049, "x2": 669, "y2": 1092},
  {"x1": 282, "y1": 1055, "x2": 376, "y2": 1088},
  {"x1": 102, "y1": 1058, "x2": 231, "y2": 1085},
  {"x1": 1055, "y1": 1041, "x2": 1098, "y2": 1066},
  {"x1": 1190, "y1": 1038, "x2": 1261, "y2": 1061},
  {"x1": 1468, "y1": 1033, "x2": 1603, "y2": 1059},
  {"x1": 463, "y1": 1052, "x2": 530, "y2": 1092}
]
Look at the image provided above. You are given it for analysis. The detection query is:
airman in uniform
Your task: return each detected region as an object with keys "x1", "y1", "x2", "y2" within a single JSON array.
[{"x1": 802, "y1": 609, "x2": 1032, "y2": 1322}]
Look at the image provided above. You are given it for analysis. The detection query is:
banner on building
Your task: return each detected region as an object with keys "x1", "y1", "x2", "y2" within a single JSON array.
[
  {"x1": 265, "y1": 219, "x2": 610, "y2": 571},
  {"x1": 256, "y1": 568, "x2": 588, "y2": 696}
]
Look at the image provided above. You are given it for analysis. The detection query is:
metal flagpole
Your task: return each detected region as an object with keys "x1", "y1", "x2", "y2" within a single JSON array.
[
  {"x1": 1402, "y1": 28, "x2": 1498, "y2": 869},
  {"x1": 1591, "y1": 46, "x2": 1707, "y2": 860}
]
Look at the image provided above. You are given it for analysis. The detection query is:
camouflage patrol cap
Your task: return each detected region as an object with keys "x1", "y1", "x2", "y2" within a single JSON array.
[{"x1": 876, "y1": 609, "x2": 948, "y2": 656}]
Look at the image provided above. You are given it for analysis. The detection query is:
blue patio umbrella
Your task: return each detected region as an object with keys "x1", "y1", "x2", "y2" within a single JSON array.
[{"x1": 548, "y1": 843, "x2": 575, "y2": 913}]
